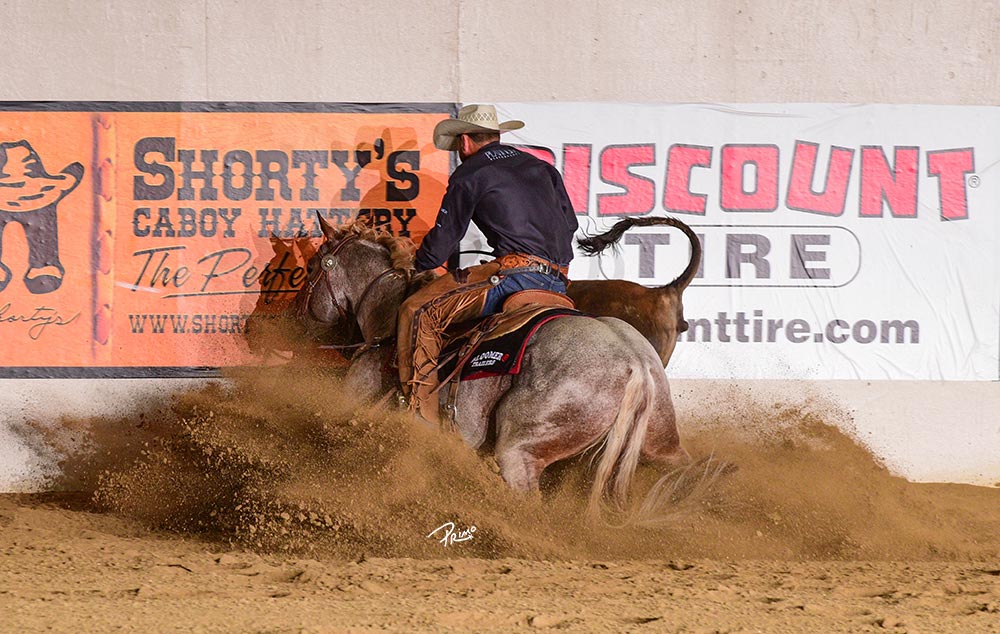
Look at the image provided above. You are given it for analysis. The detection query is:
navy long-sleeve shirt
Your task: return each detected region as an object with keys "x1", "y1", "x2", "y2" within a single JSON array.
[{"x1": 414, "y1": 142, "x2": 579, "y2": 272}]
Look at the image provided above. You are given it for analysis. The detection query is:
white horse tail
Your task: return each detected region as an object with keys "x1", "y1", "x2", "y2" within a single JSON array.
[{"x1": 588, "y1": 363, "x2": 655, "y2": 515}]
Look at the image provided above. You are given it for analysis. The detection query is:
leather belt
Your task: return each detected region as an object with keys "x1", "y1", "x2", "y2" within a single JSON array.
[{"x1": 495, "y1": 253, "x2": 570, "y2": 280}]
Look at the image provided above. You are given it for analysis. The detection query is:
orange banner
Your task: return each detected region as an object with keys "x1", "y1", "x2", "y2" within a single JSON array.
[{"x1": 0, "y1": 104, "x2": 454, "y2": 375}]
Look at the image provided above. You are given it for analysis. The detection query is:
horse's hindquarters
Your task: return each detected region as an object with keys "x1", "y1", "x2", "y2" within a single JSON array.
[{"x1": 485, "y1": 316, "x2": 683, "y2": 498}]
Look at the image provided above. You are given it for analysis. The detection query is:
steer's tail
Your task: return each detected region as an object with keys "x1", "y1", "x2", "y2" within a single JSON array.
[
  {"x1": 588, "y1": 363, "x2": 655, "y2": 516},
  {"x1": 577, "y1": 216, "x2": 701, "y2": 292}
]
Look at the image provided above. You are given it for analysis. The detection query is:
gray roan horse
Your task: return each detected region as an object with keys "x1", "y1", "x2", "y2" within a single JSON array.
[{"x1": 291, "y1": 218, "x2": 688, "y2": 511}]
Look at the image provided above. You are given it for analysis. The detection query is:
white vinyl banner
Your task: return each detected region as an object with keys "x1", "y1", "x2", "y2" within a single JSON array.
[{"x1": 482, "y1": 103, "x2": 999, "y2": 381}]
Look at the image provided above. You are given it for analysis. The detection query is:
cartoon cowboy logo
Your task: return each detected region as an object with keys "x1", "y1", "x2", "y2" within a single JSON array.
[{"x1": 0, "y1": 140, "x2": 84, "y2": 294}]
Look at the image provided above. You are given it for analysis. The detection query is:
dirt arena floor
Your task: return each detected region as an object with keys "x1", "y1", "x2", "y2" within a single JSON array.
[{"x1": 3, "y1": 368, "x2": 1000, "y2": 632}]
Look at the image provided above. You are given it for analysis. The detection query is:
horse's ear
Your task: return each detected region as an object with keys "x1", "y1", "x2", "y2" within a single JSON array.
[{"x1": 316, "y1": 213, "x2": 338, "y2": 241}]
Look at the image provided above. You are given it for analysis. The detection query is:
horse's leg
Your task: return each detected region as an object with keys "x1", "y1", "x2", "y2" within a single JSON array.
[
  {"x1": 447, "y1": 375, "x2": 509, "y2": 450},
  {"x1": 641, "y1": 431, "x2": 691, "y2": 468},
  {"x1": 495, "y1": 448, "x2": 545, "y2": 492},
  {"x1": 494, "y1": 416, "x2": 571, "y2": 492},
  {"x1": 343, "y1": 347, "x2": 395, "y2": 403},
  {"x1": 492, "y1": 371, "x2": 623, "y2": 493},
  {"x1": 640, "y1": 374, "x2": 690, "y2": 468},
  {"x1": 494, "y1": 414, "x2": 596, "y2": 493}
]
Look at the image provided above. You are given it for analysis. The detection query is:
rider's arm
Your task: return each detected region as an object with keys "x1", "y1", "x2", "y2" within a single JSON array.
[
  {"x1": 414, "y1": 178, "x2": 476, "y2": 272},
  {"x1": 550, "y1": 165, "x2": 579, "y2": 262}
]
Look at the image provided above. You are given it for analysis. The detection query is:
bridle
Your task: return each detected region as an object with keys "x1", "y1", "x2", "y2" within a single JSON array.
[{"x1": 297, "y1": 233, "x2": 407, "y2": 357}]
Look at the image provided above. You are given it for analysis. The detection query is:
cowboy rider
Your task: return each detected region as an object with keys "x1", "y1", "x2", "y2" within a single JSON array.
[{"x1": 397, "y1": 104, "x2": 578, "y2": 421}]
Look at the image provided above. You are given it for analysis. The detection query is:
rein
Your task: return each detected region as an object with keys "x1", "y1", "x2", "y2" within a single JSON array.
[{"x1": 299, "y1": 233, "x2": 407, "y2": 358}]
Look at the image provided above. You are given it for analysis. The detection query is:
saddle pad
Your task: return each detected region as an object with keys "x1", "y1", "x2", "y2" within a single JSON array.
[{"x1": 438, "y1": 307, "x2": 580, "y2": 381}]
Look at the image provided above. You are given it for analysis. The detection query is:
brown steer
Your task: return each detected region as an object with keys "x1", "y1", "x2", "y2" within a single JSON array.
[{"x1": 567, "y1": 216, "x2": 701, "y2": 368}]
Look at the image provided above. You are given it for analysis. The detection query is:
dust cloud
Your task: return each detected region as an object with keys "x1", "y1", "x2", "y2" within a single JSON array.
[{"x1": 41, "y1": 367, "x2": 1000, "y2": 563}]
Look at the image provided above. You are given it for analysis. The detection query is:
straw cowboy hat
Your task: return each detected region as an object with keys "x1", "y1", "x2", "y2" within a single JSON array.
[{"x1": 433, "y1": 104, "x2": 524, "y2": 151}]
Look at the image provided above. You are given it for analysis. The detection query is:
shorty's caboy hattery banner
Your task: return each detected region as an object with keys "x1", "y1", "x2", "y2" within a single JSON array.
[{"x1": 0, "y1": 103, "x2": 453, "y2": 376}]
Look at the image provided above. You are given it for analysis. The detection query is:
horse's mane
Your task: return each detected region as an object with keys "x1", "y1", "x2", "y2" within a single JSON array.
[{"x1": 335, "y1": 219, "x2": 416, "y2": 272}]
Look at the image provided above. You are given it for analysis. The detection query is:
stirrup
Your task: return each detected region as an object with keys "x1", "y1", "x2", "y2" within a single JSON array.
[
  {"x1": 440, "y1": 402, "x2": 459, "y2": 434},
  {"x1": 395, "y1": 390, "x2": 409, "y2": 411}
]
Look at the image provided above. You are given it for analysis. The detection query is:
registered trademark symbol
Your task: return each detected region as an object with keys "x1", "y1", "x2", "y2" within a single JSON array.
[{"x1": 968, "y1": 174, "x2": 981, "y2": 188}]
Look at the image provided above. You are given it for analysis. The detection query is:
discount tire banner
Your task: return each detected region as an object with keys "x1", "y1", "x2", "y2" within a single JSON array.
[
  {"x1": 493, "y1": 103, "x2": 999, "y2": 381},
  {"x1": 0, "y1": 103, "x2": 453, "y2": 377}
]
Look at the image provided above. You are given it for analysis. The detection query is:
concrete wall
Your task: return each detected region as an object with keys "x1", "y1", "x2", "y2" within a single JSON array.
[
  {"x1": 2, "y1": 0, "x2": 1000, "y2": 489},
  {"x1": 5, "y1": 0, "x2": 1000, "y2": 103}
]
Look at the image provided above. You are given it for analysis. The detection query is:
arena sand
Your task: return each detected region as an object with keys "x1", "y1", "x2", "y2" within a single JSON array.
[{"x1": 2, "y1": 367, "x2": 999, "y2": 632}]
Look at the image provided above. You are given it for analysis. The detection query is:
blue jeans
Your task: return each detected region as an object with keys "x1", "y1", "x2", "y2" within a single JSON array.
[{"x1": 481, "y1": 271, "x2": 567, "y2": 315}]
